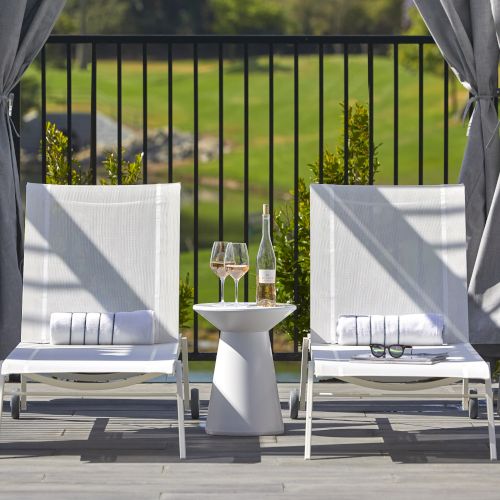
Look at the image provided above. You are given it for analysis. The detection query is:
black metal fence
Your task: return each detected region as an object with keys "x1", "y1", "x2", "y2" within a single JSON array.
[{"x1": 13, "y1": 34, "x2": 454, "y2": 361}]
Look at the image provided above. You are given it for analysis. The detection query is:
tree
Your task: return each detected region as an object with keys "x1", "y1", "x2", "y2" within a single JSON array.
[
  {"x1": 209, "y1": 0, "x2": 289, "y2": 34},
  {"x1": 290, "y1": 0, "x2": 404, "y2": 36},
  {"x1": 56, "y1": 0, "x2": 216, "y2": 36},
  {"x1": 59, "y1": 0, "x2": 130, "y2": 34},
  {"x1": 130, "y1": 0, "x2": 212, "y2": 35}
]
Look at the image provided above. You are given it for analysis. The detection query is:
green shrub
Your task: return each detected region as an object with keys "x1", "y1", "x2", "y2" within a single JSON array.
[
  {"x1": 45, "y1": 122, "x2": 91, "y2": 185},
  {"x1": 179, "y1": 273, "x2": 195, "y2": 330},
  {"x1": 44, "y1": 122, "x2": 194, "y2": 330},
  {"x1": 100, "y1": 150, "x2": 143, "y2": 186},
  {"x1": 274, "y1": 102, "x2": 380, "y2": 344}
]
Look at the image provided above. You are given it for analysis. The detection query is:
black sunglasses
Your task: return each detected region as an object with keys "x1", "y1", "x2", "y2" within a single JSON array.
[{"x1": 370, "y1": 344, "x2": 412, "y2": 358}]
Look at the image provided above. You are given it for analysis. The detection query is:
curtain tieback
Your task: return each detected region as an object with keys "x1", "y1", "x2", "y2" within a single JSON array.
[
  {"x1": 462, "y1": 89, "x2": 500, "y2": 148},
  {"x1": 0, "y1": 93, "x2": 20, "y2": 138}
]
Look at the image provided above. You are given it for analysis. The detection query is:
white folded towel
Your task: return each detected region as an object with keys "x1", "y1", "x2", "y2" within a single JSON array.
[
  {"x1": 50, "y1": 310, "x2": 155, "y2": 345},
  {"x1": 336, "y1": 314, "x2": 444, "y2": 346}
]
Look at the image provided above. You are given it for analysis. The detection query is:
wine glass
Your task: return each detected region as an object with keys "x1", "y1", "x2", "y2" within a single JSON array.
[
  {"x1": 224, "y1": 242, "x2": 249, "y2": 304},
  {"x1": 210, "y1": 241, "x2": 229, "y2": 303}
]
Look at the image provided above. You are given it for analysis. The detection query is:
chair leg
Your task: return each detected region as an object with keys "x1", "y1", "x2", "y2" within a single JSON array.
[
  {"x1": 462, "y1": 379, "x2": 469, "y2": 411},
  {"x1": 175, "y1": 360, "x2": 186, "y2": 460},
  {"x1": 181, "y1": 337, "x2": 190, "y2": 412},
  {"x1": 304, "y1": 360, "x2": 314, "y2": 460},
  {"x1": 0, "y1": 375, "x2": 5, "y2": 430},
  {"x1": 299, "y1": 337, "x2": 309, "y2": 411},
  {"x1": 485, "y1": 378, "x2": 497, "y2": 460},
  {"x1": 20, "y1": 375, "x2": 27, "y2": 411},
  {"x1": 497, "y1": 380, "x2": 500, "y2": 415}
]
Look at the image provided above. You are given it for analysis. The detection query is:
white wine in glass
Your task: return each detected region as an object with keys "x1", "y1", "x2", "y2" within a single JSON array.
[
  {"x1": 210, "y1": 241, "x2": 229, "y2": 303},
  {"x1": 224, "y1": 242, "x2": 249, "y2": 303},
  {"x1": 226, "y1": 264, "x2": 250, "y2": 281}
]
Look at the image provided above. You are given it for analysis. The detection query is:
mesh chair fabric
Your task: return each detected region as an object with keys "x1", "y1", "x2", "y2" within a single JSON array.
[
  {"x1": 310, "y1": 185, "x2": 468, "y2": 345},
  {"x1": 21, "y1": 183, "x2": 180, "y2": 344}
]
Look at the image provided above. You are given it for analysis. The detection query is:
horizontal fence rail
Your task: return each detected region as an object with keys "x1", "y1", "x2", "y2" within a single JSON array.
[{"x1": 13, "y1": 34, "x2": 459, "y2": 362}]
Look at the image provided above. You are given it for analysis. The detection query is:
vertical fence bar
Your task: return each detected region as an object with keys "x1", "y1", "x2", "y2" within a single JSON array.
[
  {"x1": 343, "y1": 43, "x2": 349, "y2": 184},
  {"x1": 368, "y1": 43, "x2": 374, "y2": 185},
  {"x1": 90, "y1": 42, "x2": 97, "y2": 184},
  {"x1": 443, "y1": 60, "x2": 449, "y2": 184},
  {"x1": 418, "y1": 43, "x2": 423, "y2": 185},
  {"x1": 41, "y1": 47, "x2": 47, "y2": 182},
  {"x1": 117, "y1": 43, "x2": 122, "y2": 184},
  {"x1": 218, "y1": 43, "x2": 224, "y2": 244},
  {"x1": 269, "y1": 43, "x2": 274, "y2": 236},
  {"x1": 393, "y1": 43, "x2": 399, "y2": 185},
  {"x1": 66, "y1": 43, "x2": 72, "y2": 185},
  {"x1": 269, "y1": 42, "x2": 275, "y2": 350},
  {"x1": 193, "y1": 43, "x2": 199, "y2": 354},
  {"x1": 12, "y1": 83, "x2": 21, "y2": 173},
  {"x1": 243, "y1": 43, "x2": 249, "y2": 301},
  {"x1": 142, "y1": 43, "x2": 148, "y2": 184},
  {"x1": 168, "y1": 43, "x2": 173, "y2": 183},
  {"x1": 319, "y1": 43, "x2": 324, "y2": 183},
  {"x1": 293, "y1": 43, "x2": 299, "y2": 352}
]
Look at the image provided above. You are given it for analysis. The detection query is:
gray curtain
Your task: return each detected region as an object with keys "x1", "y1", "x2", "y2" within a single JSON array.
[
  {"x1": 414, "y1": 0, "x2": 500, "y2": 345},
  {"x1": 0, "y1": 0, "x2": 65, "y2": 358}
]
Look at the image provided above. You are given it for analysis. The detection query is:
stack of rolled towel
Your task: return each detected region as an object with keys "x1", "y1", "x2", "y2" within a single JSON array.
[
  {"x1": 336, "y1": 314, "x2": 444, "y2": 346},
  {"x1": 49, "y1": 310, "x2": 155, "y2": 345}
]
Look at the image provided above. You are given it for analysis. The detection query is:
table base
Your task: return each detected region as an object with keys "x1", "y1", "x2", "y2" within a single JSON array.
[{"x1": 206, "y1": 330, "x2": 284, "y2": 436}]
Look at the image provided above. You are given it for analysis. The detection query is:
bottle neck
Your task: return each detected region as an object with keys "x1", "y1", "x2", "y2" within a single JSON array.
[{"x1": 262, "y1": 214, "x2": 271, "y2": 240}]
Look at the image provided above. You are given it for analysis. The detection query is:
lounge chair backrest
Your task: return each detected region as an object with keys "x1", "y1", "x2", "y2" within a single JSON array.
[
  {"x1": 310, "y1": 185, "x2": 469, "y2": 345},
  {"x1": 22, "y1": 183, "x2": 180, "y2": 344}
]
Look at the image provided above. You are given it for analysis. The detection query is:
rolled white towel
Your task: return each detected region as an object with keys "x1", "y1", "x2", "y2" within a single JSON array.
[
  {"x1": 50, "y1": 313, "x2": 72, "y2": 345},
  {"x1": 71, "y1": 312, "x2": 86, "y2": 345},
  {"x1": 98, "y1": 312, "x2": 115, "y2": 345},
  {"x1": 337, "y1": 314, "x2": 444, "y2": 346},
  {"x1": 114, "y1": 310, "x2": 155, "y2": 345},
  {"x1": 84, "y1": 313, "x2": 101, "y2": 345},
  {"x1": 49, "y1": 310, "x2": 155, "y2": 345}
]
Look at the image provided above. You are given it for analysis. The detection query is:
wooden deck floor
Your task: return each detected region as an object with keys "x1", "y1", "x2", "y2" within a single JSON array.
[{"x1": 0, "y1": 382, "x2": 499, "y2": 499}]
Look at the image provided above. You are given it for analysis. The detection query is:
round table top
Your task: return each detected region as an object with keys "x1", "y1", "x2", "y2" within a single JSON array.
[
  {"x1": 193, "y1": 302, "x2": 296, "y2": 313},
  {"x1": 193, "y1": 302, "x2": 296, "y2": 332}
]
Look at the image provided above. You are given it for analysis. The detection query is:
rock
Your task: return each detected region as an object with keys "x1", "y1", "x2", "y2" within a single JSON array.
[
  {"x1": 21, "y1": 111, "x2": 230, "y2": 168},
  {"x1": 122, "y1": 127, "x2": 230, "y2": 165}
]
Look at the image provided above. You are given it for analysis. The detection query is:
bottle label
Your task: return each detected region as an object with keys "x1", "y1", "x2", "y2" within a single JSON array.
[{"x1": 259, "y1": 269, "x2": 276, "y2": 283}]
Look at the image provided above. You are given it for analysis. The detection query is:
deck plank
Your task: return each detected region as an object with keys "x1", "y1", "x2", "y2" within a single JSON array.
[{"x1": 0, "y1": 382, "x2": 499, "y2": 499}]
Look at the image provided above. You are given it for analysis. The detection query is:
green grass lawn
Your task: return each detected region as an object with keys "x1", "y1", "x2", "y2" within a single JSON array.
[
  {"x1": 24, "y1": 52, "x2": 469, "y2": 342},
  {"x1": 31, "y1": 52, "x2": 468, "y2": 189}
]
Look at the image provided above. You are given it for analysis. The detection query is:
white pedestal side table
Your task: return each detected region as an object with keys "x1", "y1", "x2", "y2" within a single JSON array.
[{"x1": 193, "y1": 302, "x2": 296, "y2": 436}]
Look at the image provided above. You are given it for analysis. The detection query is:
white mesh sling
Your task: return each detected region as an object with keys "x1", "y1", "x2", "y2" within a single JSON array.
[
  {"x1": 0, "y1": 183, "x2": 190, "y2": 459},
  {"x1": 296, "y1": 185, "x2": 496, "y2": 460}
]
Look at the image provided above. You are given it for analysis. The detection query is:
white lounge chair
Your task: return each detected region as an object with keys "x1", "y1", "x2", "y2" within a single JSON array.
[
  {"x1": 0, "y1": 183, "x2": 193, "y2": 459},
  {"x1": 294, "y1": 184, "x2": 497, "y2": 460}
]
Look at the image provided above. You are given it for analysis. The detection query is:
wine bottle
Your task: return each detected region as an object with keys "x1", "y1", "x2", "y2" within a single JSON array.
[{"x1": 256, "y1": 203, "x2": 276, "y2": 307}]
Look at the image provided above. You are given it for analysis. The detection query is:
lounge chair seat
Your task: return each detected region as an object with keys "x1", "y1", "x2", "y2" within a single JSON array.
[
  {"x1": 311, "y1": 343, "x2": 489, "y2": 380},
  {"x1": 1, "y1": 342, "x2": 179, "y2": 375}
]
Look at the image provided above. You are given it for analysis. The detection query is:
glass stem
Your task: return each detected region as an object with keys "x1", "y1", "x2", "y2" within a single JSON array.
[
  {"x1": 235, "y1": 278, "x2": 239, "y2": 303},
  {"x1": 220, "y1": 277, "x2": 225, "y2": 303}
]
